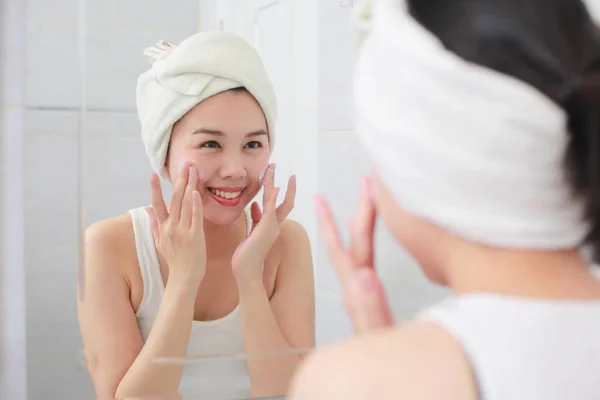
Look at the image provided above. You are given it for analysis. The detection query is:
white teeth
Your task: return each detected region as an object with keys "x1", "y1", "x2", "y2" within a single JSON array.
[{"x1": 210, "y1": 188, "x2": 242, "y2": 200}]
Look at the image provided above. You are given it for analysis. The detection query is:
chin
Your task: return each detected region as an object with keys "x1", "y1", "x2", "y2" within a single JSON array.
[
  {"x1": 402, "y1": 242, "x2": 448, "y2": 286},
  {"x1": 415, "y1": 258, "x2": 448, "y2": 286},
  {"x1": 421, "y1": 266, "x2": 448, "y2": 286},
  {"x1": 200, "y1": 188, "x2": 254, "y2": 226},
  {"x1": 203, "y1": 210, "x2": 243, "y2": 226}
]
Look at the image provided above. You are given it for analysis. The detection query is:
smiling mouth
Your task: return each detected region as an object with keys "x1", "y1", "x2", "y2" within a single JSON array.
[{"x1": 208, "y1": 188, "x2": 245, "y2": 200}]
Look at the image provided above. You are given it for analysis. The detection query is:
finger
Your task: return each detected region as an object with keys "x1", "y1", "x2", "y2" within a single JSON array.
[
  {"x1": 276, "y1": 175, "x2": 296, "y2": 223},
  {"x1": 262, "y1": 163, "x2": 275, "y2": 208},
  {"x1": 146, "y1": 207, "x2": 160, "y2": 241},
  {"x1": 351, "y1": 176, "x2": 377, "y2": 268},
  {"x1": 266, "y1": 187, "x2": 281, "y2": 219},
  {"x1": 150, "y1": 173, "x2": 168, "y2": 223},
  {"x1": 250, "y1": 201, "x2": 263, "y2": 224},
  {"x1": 179, "y1": 166, "x2": 197, "y2": 228},
  {"x1": 191, "y1": 190, "x2": 204, "y2": 233},
  {"x1": 315, "y1": 196, "x2": 356, "y2": 284},
  {"x1": 170, "y1": 160, "x2": 191, "y2": 222},
  {"x1": 348, "y1": 268, "x2": 393, "y2": 333}
]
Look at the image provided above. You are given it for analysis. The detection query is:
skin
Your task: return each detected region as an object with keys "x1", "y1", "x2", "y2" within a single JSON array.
[
  {"x1": 289, "y1": 171, "x2": 600, "y2": 400},
  {"x1": 78, "y1": 90, "x2": 315, "y2": 399}
]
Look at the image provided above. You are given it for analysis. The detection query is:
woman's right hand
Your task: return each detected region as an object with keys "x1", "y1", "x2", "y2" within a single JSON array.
[{"x1": 147, "y1": 161, "x2": 207, "y2": 286}]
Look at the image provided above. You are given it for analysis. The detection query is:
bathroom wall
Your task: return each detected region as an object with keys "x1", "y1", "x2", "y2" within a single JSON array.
[
  {"x1": 0, "y1": 0, "x2": 27, "y2": 397},
  {"x1": 23, "y1": 0, "x2": 199, "y2": 398},
  {"x1": 314, "y1": 1, "x2": 449, "y2": 346}
]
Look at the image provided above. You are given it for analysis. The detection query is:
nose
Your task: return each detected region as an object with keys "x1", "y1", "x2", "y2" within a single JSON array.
[{"x1": 219, "y1": 153, "x2": 246, "y2": 181}]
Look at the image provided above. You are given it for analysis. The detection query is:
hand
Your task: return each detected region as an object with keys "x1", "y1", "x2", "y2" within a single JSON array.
[
  {"x1": 147, "y1": 161, "x2": 207, "y2": 286},
  {"x1": 231, "y1": 163, "x2": 296, "y2": 284},
  {"x1": 316, "y1": 176, "x2": 393, "y2": 334}
]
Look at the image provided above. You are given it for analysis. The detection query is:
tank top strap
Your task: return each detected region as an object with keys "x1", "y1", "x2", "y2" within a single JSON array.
[
  {"x1": 129, "y1": 206, "x2": 165, "y2": 315},
  {"x1": 243, "y1": 207, "x2": 252, "y2": 236}
]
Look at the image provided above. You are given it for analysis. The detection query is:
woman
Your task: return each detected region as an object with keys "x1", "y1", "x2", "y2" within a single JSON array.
[
  {"x1": 291, "y1": 0, "x2": 600, "y2": 399},
  {"x1": 77, "y1": 32, "x2": 315, "y2": 399}
]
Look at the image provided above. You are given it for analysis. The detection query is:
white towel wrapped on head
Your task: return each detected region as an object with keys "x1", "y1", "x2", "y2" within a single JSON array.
[
  {"x1": 136, "y1": 31, "x2": 278, "y2": 180},
  {"x1": 354, "y1": 0, "x2": 592, "y2": 249}
]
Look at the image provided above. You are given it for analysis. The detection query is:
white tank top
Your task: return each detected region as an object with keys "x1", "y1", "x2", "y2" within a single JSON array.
[
  {"x1": 419, "y1": 271, "x2": 600, "y2": 400},
  {"x1": 129, "y1": 206, "x2": 252, "y2": 399}
]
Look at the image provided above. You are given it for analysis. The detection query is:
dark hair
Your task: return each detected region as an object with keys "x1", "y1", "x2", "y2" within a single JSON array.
[{"x1": 407, "y1": 0, "x2": 600, "y2": 260}]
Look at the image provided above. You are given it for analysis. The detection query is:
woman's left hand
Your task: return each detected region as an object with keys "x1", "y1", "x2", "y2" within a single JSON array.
[
  {"x1": 232, "y1": 163, "x2": 297, "y2": 284},
  {"x1": 316, "y1": 176, "x2": 394, "y2": 334}
]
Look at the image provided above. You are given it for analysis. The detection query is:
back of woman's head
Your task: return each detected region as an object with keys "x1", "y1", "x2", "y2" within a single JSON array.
[{"x1": 407, "y1": 0, "x2": 600, "y2": 261}]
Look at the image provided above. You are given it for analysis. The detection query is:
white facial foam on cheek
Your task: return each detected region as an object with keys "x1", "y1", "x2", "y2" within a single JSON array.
[
  {"x1": 179, "y1": 158, "x2": 205, "y2": 180},
  {"x1": 258, "y1": 164, "x2": 269, "y2": 187}
]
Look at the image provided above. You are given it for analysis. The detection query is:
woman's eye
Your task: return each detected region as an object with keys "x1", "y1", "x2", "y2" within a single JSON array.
[
  {"x1": 200, "y1": 140, "x2": 220, "y2": 149},
  {"x1": 245, "y1": 141, "x2": 263, "y2": 149}
]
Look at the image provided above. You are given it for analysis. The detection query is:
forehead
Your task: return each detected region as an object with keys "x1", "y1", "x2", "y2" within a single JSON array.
[{"x1": 175, "y1": 90, "x2": 268, "y2": 137}]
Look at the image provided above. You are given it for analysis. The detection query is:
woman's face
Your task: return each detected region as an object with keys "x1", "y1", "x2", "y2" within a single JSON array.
[
  {"x1": 370, "y1": 170, "x2": 448, "y2": 285},
  {"x1": 166, "y1": 89, "x2": 270, "y2": 226}
]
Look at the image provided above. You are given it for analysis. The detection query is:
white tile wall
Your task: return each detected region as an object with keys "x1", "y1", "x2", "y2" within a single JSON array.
[
  {"x1": 0, "y1": 107, "x2": 27, "y2": 400},
  {"x1": 1, "y1": 0, "x2": 28, "y2": 398},
  {"x1": 82, "y1": 132, "x2": 155, "y2": 224},
  {"x1": 318, "y1": 1, "x2": 357, "y2": 132},
  {"x1": 21, "y1": 0, "x2": 199, "y2": 398},
  {"x1": 24, "y1": 111, "x2": 87, "y2": 400},
  {"x1": 24, "y1": 0, "x2": 79, "y2": 108},
  {"x1": 315, "y1": 288, "x2": 353, "y2": 346}
]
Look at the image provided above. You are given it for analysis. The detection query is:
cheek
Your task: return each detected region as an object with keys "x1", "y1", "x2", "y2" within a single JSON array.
[
  {"x1": 249, "y1": 156, "x2": 270, "y2": 179},
  {"x1": 168, "y1": 151, "x2": 221, "y2": 181}
]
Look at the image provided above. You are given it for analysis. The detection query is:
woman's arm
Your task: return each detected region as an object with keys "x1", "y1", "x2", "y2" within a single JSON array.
[
  {"x1": 237, "y1": 219, "x2": 316, "y2": 398},
  {"x1": 78, "y1": 219, "x2": 145, "y2": 399},
  {"x1": 79, "y1": 219, "x2": 198, "y2": 399}
]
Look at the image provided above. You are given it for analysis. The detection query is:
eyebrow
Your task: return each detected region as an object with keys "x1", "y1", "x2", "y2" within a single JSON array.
[{"x1": 191, "y1": 128, "x2": 268, "y2": 138}]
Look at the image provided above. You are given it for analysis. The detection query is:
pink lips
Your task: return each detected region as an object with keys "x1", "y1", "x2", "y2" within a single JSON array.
[{"x1": 208, "y1": 187, "x2": 245, "y2": 207}]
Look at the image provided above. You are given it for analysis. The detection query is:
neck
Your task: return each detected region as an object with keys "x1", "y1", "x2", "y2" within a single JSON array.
[
  {"x1": 202, "y1": 213, "x2": 247, "y2": 258},
  {"x1": 441, "y1": 241, "x2": 600, "y2": 299},
  {"x1": 164, "y1": 203, "x2": 246, "y2": 256}
]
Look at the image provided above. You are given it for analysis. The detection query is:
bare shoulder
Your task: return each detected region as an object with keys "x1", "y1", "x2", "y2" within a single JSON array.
[
  {"x1": 264, "y1": 218, "x2": 314, "y2": 299},
  {"x1": 84, "y1": 214, "x2": 134, "y2": 255},
  {"x1": 278, "y1": 218, "x2": 312, "y2": 258},
  {"x1": 265, "y1": 218, "x2": 312, "y2": 271},
  {"x1": 83, "y1": 213, "x2": 139, "y2": 285},
  {"x1": 290, "y1": 322, "x2": 478, "y2": 400},
  {"x1": 275, "y1": 218, "x2": 313, "y2": 275}
]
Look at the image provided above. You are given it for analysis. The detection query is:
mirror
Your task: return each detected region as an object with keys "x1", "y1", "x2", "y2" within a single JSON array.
[
  {"x1": 19, "y1": 0, "x2": 449, "y2": 399},
  {"x1": 76, "y1": 1, "x2": 323, "y2": 399}
]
